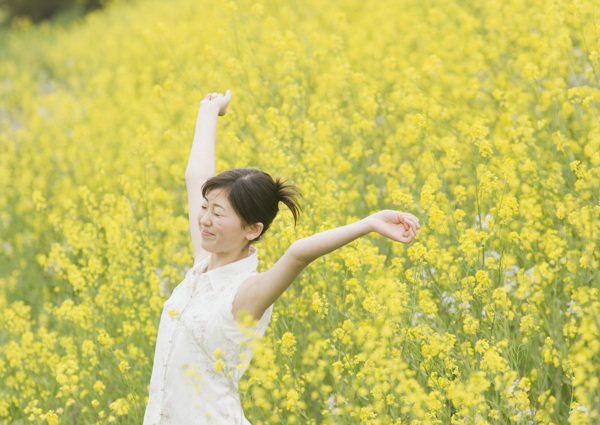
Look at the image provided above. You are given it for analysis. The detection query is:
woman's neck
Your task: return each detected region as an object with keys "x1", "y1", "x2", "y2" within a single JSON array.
[{"x1": 206, "y1": 246, "x2": 251, "y2": 271}]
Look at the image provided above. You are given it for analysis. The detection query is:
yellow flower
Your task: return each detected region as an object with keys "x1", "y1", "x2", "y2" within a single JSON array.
[
  {"x1": 414, "y1": 114, "x2": 427, "y2": 130},
  {"x1": 454, "y1": 208, "x2": 466, "y2": 222},
  {"x1": 475, "y1": 139, "x2": 493, "y2": 157},
  {"x1": 362, "y1": 294, "x2": 379, "y2": 314},
  {"x1": 463, "y1": 316, "x2": 479, "y2": 334},
  {"x1": 311, "y1": 292, "x2": 328, "y2": 318},
  {"x1": 93, "y1": 380, "x2": 106, "y2": 395},
  {"x1": 56, "y1": 374, "x2": 68, "y2": 385},
  {"x1": 109, "y1": 398, "x2": 130, "y2": 416},
  {"x1": 523, "y1": 63, "x2": 540, "y2": 81},
  {"x1": 359, "y1": 406, "x2": 377, "y2": 424},
  {"x1": 214, "y1": 358, "x2": 225, "y2": 373},
  {"x1": 280, "y1": 332, "x2": 297, "y2": 356},
  {"x1": 118, "y1": 361, "x2": 130, "y2": 373},
  {"x1": 475, "y1": 339, "x2": 489, "y2": 354},
  {"x1": 43, "y1": 410, "x2": 59, "y2": 425},
  {"x1": 97, "y1": 331, "x2": 112, "y2": 347}
]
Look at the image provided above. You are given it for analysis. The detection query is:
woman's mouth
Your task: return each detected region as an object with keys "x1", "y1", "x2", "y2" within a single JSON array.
[{"x1": 201, "y1": 228, "x2": 214, "y2": 237}]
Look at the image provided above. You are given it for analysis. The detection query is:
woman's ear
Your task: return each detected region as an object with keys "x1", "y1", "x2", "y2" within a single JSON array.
[{"x1": 245, "y1": 222, "x2": 264, "y2": 241}]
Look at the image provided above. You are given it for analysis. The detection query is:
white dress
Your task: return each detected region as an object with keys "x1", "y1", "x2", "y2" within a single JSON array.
[{"x1": 143, "y1": 247, "x2": 273, "y2": 425}]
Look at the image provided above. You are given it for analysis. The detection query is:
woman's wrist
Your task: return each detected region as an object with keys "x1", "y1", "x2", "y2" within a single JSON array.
[
  {"x1": 361, "y1": 214, "x2": 377, "y2": 235},
  {"x1": 199, "y1": 102, "x2": 220, "y2": 115}
]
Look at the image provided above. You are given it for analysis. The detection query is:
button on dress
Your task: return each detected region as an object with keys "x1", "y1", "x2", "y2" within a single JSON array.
[{"x1": 143, "y1": 247, "x2": 273, "y2": 425}]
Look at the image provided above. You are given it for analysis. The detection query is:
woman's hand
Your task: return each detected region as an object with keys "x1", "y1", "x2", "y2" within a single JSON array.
[
  {"x1": 200, "y1": 89, "x2": 232, "y2": 116},
  {"x1": 367, "y1": 210, "x2": 421, "y2": 244}
]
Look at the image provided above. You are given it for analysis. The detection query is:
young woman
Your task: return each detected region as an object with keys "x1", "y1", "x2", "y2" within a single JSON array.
[{"x1": 143, "y1": 90, "x2": 421, "y2": 425}]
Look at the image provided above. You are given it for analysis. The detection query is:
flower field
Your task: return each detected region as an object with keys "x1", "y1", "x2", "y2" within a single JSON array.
[{"x1": 1, "y1": 0, "x2": 599, "y2": 423}]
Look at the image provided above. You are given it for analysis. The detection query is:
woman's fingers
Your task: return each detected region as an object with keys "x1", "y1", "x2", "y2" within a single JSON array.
[
  {"x1": 404, "y1": 214, "x2": 420, "y2": 227},
  {"x1": 400, "y1": 231, "x2": 413, "y2": 244},
  {"x1": 402, "y1": 221, "x2": 417, "y2": 243},
  {"x1": 403, "y1": 213, "x2": 420, "y2": 225},
  {"x1": 409, "y1": 216, "x2": 420, "y2": 231},
  {"x1": 204, "y1": 90, "x2": 231, "y2": 100},
  {"x1": 401, "y1": 215, "x2": 419, "y2": 234}
]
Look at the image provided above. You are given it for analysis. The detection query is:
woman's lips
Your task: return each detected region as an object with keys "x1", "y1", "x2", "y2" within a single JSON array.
[{"x1": 201, "y1": 228, "x2": 213, "y2": 237}]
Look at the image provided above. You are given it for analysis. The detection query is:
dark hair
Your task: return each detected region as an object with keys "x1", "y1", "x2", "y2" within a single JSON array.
[{"x1": 201, "y1": 168, "x2": 301, "y2": 242}]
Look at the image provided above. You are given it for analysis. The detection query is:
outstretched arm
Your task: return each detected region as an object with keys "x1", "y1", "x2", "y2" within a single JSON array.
[
  {"x1": 186, "y1": 90, "x2": 231, "y2": 265},
  {"x1": 233, "y1": 210, "x2": 421, "y2": 321}
]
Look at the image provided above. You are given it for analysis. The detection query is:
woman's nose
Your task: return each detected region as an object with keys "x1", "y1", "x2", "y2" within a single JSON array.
[{"x1": 199, "y1": 211, "x2": 211, "y2": 226}]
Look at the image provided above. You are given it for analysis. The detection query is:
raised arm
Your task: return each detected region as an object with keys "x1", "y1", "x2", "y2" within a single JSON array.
[
  {"x1": 233, "y1": 210, "x2": 421, "y2": 321},
  {"x1": 186, "y1": 90, "x2": 231, "y2": 265}
]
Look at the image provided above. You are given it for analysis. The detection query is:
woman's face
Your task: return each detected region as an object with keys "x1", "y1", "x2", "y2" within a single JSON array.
[{"x1": 199, "y1": 189, "x2": 255, "y2": 254}]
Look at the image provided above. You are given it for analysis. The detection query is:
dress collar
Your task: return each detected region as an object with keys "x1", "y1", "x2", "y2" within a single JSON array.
[{"x1": 193, "y1": 246, "x2": 258, "y2": 292}]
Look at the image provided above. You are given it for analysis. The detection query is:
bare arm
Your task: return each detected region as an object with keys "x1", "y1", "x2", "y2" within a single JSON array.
[
  {"x1": 233, "y1": 210, "x2": 421, "y2": 321},
  {"x1": 185, "y1": 104, "x2": 218, "y2": 178},
  {"x1": 186, "y1": 90, "x2": 231, "y2": 265}
]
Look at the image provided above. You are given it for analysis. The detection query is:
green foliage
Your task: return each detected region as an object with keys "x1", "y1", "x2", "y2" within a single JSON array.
[{"x1": 0, "y1": 0, "x2": 106, "y2": 25}]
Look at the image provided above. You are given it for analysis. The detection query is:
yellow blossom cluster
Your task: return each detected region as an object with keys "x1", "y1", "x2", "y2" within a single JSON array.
[{"x1": 1, "y1": 0, "x2": 600, "y2": 423}]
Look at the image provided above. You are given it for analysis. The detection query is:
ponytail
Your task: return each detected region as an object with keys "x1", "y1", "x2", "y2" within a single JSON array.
[{"x1": 275, "y1": 177, "x2": 302, "y2": 226}]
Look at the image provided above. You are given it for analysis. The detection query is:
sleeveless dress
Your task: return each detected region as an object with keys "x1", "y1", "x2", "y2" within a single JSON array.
[{"x1": 143, "y1": 247, "x2": 273, "y2": 425}]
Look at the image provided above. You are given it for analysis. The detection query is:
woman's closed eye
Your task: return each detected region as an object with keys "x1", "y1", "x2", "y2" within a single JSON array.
[{"x1": 201, "y1": 205, "x2": 221, "y2": 217}]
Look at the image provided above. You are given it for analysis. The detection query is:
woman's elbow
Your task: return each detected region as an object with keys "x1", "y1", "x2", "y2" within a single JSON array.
[{"x1": 288, "y1": 239, "x2": 313, "y2": 267}]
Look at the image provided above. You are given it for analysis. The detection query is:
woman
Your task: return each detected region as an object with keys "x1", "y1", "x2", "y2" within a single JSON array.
[{"x1": 143, "y1": 90, "x2": 421, "y2": 425}]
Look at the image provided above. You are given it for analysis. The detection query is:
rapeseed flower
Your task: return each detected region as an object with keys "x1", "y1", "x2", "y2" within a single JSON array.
[{"x1": 2, "y1": 0, "x2": 600, "y2": 422}]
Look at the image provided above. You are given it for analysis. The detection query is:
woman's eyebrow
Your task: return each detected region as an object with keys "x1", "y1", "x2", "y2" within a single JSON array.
[{"x1": 204, "y1": 199, "x2": 225, "y2": 210}]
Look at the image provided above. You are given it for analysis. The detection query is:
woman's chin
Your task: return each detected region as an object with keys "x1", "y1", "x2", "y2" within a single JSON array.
[{"x1": 200, "y1": 240, "x2": 215, "y2": 251}]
